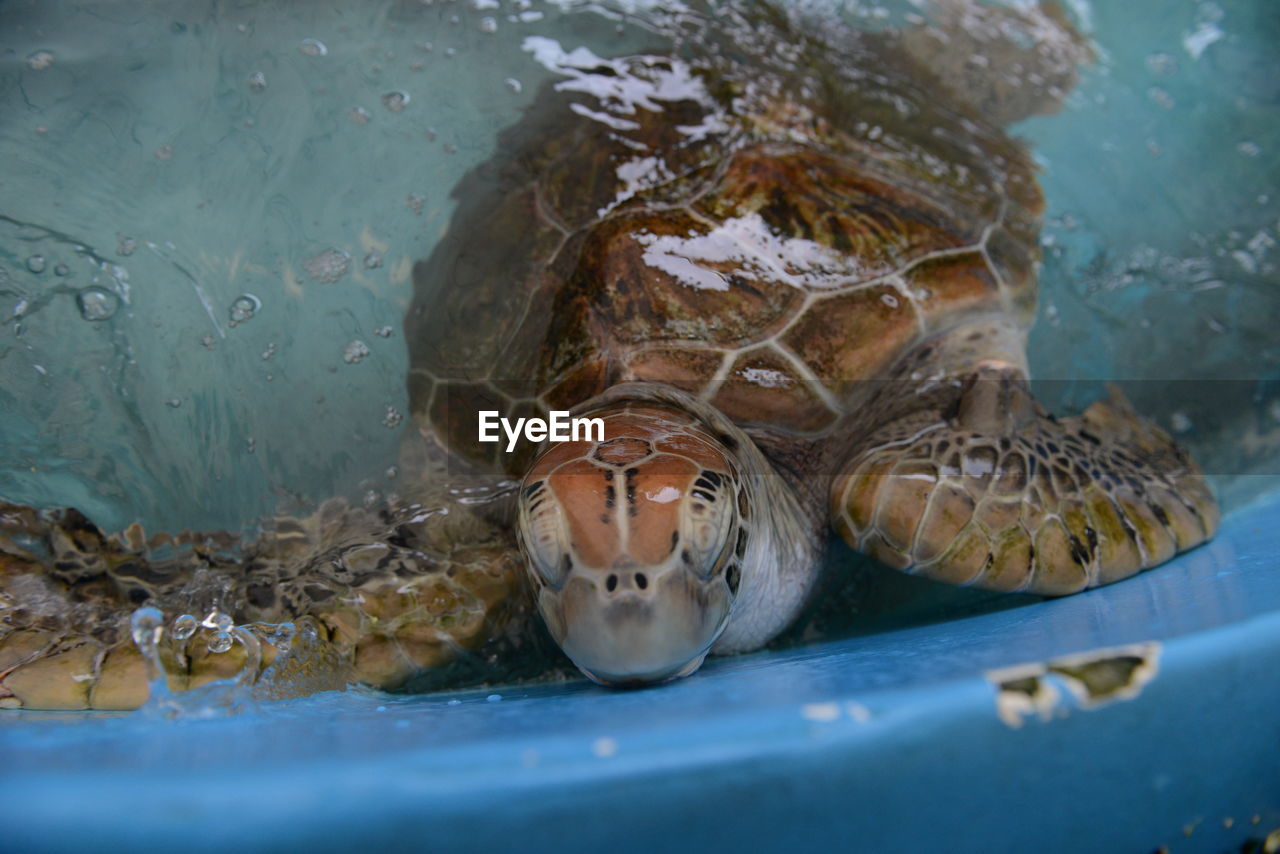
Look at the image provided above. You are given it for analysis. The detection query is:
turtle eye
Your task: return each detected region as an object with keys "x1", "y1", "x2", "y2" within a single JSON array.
[
  {"x1": 706, "y1": 514, "x2": 738, "y2": 582},
  {"x1": 681, "y1": 471, "x2": 737, "y2": 580},
  {"x1": 518, "y1": 480, "x2": 569, "y2": 588}
]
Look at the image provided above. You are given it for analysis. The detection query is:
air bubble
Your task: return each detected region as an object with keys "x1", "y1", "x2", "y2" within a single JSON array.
[
  {"x1": 266, "y1": 622, "x2": 296, "y2": 650},
  {"x1": 166, "y1": 398, "x2": 182, "y2": 408},
  {"x1": 406, "y1": 193, "x2": 426, "y2": 214},
  {"x1": 382, "y1": 91, "x2": 410, "y2": 112},
  {"x1": 382, "y1": 405, "x2": 403, "y2": 428},
  {"x1": 1145, "y1": 53, "x2": 1178, "y2": 76},
  {"x1": 117, "y1": 235, "x2": 138, "y2": 256},
  {"x1": 343, "y1": 339, "x2": 371, "y2": 364},
  {"x1": 229, "y1": 293, "x2": 261, "y2": 324},
  {"x1": 261, "y1": 342, "x2": 277, "y2": 360},
  {"x1": 204, "y1": 610, "x2": 233, "y2": 632},
  {"x1": 479, "y1": 16, "x2": 497, "y2": 32},
  {"x1": 299, "y1": 38, "x2": 328, "y2": 56},
  {"x1": 208, "y1": 631, "x2": 234, "y2": 654},
  {"x1": 54, "y1": 263, "x2": 69, "y2": 276},
  {"x1": 131, "y1": 606, "x2": 164, "y2": 647},
  {"x1": 247, "y1": 71, "x2": 267, "y2": 92},
  {"x1": 364, "y1": 252, "x2": 383, "y2": 269},
  {"x1": 374, "y1": 325, "x2": 393, "y2": 338},
  {"x1": 27, "y1": 51, "x2": 55, "y2": 70},
  {"x1": 172, "y1": 614, "x2": 198, "y2": 640},
  {"x1": 303, "y1": 249, "x2": 350, "y2": 283},
  {"x1": 504, "y1": 78, "x2": 522, "y2": 94},
  {"x1": 26, "y1": 255, "x2": 46, "y2": 274},
  {"x1": 363, "y1": 489, "x2": 380, "y2": 508},
  {"x1": 1147, "y1": 88, "x2": 1175, "y2": 110},
  {"x1": 348, "y1": 106, "x2": 371, "y2": 125},
  {"x1": 76, "y1": 287, "x2": 119, "y2": 321}
]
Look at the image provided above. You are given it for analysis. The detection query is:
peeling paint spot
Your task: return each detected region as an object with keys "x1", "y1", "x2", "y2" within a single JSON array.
[
  {"x1": 801, "y1": 702, "x2": 840, "y2": 722},
  {"x1": 987, "y1": 642, "x2": 1162, "y2": 728},
  {"x1": 988, "y1": 663, "x2": 1063, "y2": 728},
  {"x1": 845, "y1": 702, "x2": 872, "y2": 723}
]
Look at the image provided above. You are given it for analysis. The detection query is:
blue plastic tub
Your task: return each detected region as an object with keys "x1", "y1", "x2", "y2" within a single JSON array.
[
  {"x1": 1, "y1": 491, "x2": 1277, "y2": 853},
  {"x1": 1, "y1": 0, "x2": 1277, "y2": 851}
]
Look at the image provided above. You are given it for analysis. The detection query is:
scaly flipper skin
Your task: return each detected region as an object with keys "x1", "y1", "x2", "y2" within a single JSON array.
[
  {"x1": 0, "y1": 489, "x2": 533, "y2": 710},
  {"x1": 832, "y1": 358, "x2": 1219, "y2": 595}
]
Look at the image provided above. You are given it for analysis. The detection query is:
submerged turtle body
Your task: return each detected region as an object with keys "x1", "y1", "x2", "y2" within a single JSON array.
[
  {"x1": 1, "y1": 2, "x2": 1220, "y2": 705},
  {"x1": 408, "y1": 30, "x2": 1042, "y2": 468},
  {"x1": 406, "y1": 5, "x2": 1217, "y2": 684},
  {"x1": 0, "y1": 495, "x2": 533, "y2": 710}
]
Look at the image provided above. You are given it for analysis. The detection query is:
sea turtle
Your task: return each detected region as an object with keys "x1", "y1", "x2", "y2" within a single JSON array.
[
  {"x1": 403, "y1": 1, "x2": 1219, "y2": 684},
  {"x1": 0, "y1": 1, "x2": 1218, "y2": 707}
]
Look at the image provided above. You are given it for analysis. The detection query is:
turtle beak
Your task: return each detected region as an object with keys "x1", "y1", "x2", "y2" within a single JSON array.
[{"x1": 540, "y1": 561, "x2": 731, "y2": 686}]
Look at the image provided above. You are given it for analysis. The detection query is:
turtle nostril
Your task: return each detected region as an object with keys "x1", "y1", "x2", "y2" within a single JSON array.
[
  {"x1": 606, "y1": 574, "x2": 618, "y2": 592},
  {"x1": 634, "y1": 572, "x2": 648, "y2": 590}
]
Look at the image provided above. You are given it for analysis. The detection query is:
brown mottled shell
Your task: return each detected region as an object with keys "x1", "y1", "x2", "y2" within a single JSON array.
[{"x1": 406, "y1": 34, "x2": 1042, "y2": 474}]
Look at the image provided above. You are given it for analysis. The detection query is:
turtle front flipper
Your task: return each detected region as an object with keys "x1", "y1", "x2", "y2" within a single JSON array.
[
  {"x1": 0, "y1": 491, "x2": 532, "y2": 710},
  {"x1": 831, "y1": 363, "x2": 1219, "y2": 595}
]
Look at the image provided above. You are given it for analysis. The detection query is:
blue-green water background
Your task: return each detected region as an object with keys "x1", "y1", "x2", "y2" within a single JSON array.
[
  {"x1": 1, "y1": 6, "x2": 1278, "y2": 852},
  {"x1": 1, "y1": 0, "x2": 1277, "y2": 535}
]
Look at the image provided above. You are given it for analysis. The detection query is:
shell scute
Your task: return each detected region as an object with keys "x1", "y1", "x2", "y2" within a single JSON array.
[
  {"x1": 904, "y1": 252, "x2": 1000, "y2": 328},
  {"x1": 694, "y1": 149, "x2": 975, "y2": 288},
  {"x1": 577, "y1": 212, "x2": 805, "y2": 349},
  {"x1": 709, "y1": 347, "x2": 836, "y2": 432},
  {"x1": 622, "y1": 347, "x2": 725, "y2": 396},
  {"x1": 780, "y1": 283, "x2": 920, "y2": 389}
]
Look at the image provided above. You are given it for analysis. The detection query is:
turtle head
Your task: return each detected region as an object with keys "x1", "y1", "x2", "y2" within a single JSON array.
[{"x1": 516, "y1": 396, "x2": 746, "y2": 686}]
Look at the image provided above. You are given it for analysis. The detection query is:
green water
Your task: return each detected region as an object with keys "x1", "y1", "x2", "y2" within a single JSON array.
[
  {"x1": 1, "y1": 0, "x2": 1277, "y2": 538},
  {"x1": 0, "y1": 0, "x2": 629, "y2": 532},
  {"x1": 1019, "y1": 0, "x2": 1280, "y2": 509}
]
